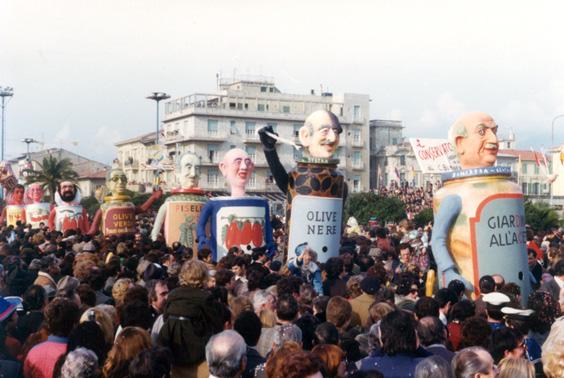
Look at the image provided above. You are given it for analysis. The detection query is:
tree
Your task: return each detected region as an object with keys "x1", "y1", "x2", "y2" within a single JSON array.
[
  {"x1": 345, "y1": 192, "x2": 406, "y2": 224},
  {"x1": 413, "y1": 208, "x2": 434, "y2": 228},
  {"x1": 524, "y1": 201, "x2": 562, "y2": 232},
  {"x1": 23, "y1": 155, "x2": 79, "y2": 203}
]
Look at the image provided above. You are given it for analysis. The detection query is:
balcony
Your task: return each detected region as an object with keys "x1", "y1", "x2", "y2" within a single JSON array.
[
  {"x1": 123, "y1": 158, "x2": 139, "y2": 170},
  {"x1": 242, "y1": 133, "x2": 261, "y2": 143},
  {"x1": 180, "y1": 131, "x2": 228, "y2": 143},
  {"x1": 351, "y1": 161, "x2": 365, "y2": 170}
]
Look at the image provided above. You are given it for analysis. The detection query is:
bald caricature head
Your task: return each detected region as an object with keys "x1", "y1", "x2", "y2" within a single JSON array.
[
  {"x1": 219, "y1": 148, "x2": 254, "y2": 197},
  {"x1": 448, "y1": 112, "x2": 499, "y2": 169},
  {"x1": 299, "y1": 110, "x2": 342, "y2": 159}
]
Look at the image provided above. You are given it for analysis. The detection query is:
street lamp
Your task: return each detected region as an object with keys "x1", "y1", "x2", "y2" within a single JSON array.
[
  {"x1": 0, "y1": 86, "x2": 14, "y2": 160},
  {"x1": 146, "y1": 92, "x2": 170, "y2": 144},
  {"x1": 551, "y1": 114, "x2": 564, "y2": 147},
  {"x1": 22, "y1": 138, "x2": 38, "y2": 161}
]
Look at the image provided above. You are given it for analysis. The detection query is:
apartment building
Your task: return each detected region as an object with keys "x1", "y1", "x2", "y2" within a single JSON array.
[{"x1": 115, "y1": 76, "x2": 370, "y2": 195}]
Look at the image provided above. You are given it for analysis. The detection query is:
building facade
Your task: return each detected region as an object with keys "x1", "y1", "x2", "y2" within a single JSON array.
[{"x1": 116, "y1": 77, "x2": 371, "y2": 194}]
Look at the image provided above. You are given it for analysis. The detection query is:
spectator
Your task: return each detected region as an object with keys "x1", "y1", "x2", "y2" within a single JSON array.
[
  {"x1": 435, "y1": 288, "x2": 458, "y2": 325},
  {"x1": 489, "y1": 327, "x2": 525, "y2": 364},
  {"x1": 261, "y1": 341, "x2": 302, "y2": 378},
  {"x1": 129, "y1": 347, "x2": 172, "y2": 378},
  {"x1": 541, "y1": 316, "x2": 564, "y2": 378},
  {"x1": 311, "y1": 343, "x2": 346, "y2": 378},
  {"x1": 66, "y1": 321, "x2": 108, "y2": 367},
  {"x1": 492, "y1": 274, "x2": 505, "y2": 291},
  {"x1": 102, "y1": 326, "x2": 151, "y2": 378},
  {"x1": 475, "y1": 275, "x2": 496, "y2": 316},
  {"x1": 205, "y1": 330, "x2": 247, "y2": 378},
  {"x1": 452, "y1": 346, "x2": 496, "y2": 378},
  {"x1": 314, "y1": 322, "x2": 340, "y2": 346},
  {"x1": 415, "y1": 355, "x2": 454, "y2": 378},
  {"x1": 448, "y1": 300, "x2": 475, "y2": 351},
  {"x1": 540, "y1": 259, "x2": 564, "y2": 302},
  {"x1": 147, "y1": 279, "x2": 169, "y2": 316},
  {"x1": 358, "y1": 310, "x2": 428, "y2": 376},
  {"x1": 497, "y1": 357, "x2": 534, "y2": 378},
  {"x1": 234, "y1": 311, "x2": 265, "y2": 378},
  {"x1": 278, "y1": 350, "x2": 323, "y2": 378},
  {"x1": 326, "y1": 296, "x2": 363, "y2": 363},
  {"x1": 158, "y1": 259, "x2": 224, "y2": 377},
  {"x1": 60, "y1": 348, "x2": 100, "y2": 378},
  {"x1": 350, "y1": 276, "x2": 380, "y2": 328},
  {"x1": 416, "y1": 316, "x2": 454, "y2": 362},
  {"x1": 482, "y1": 292, "x2": 510, "y2": 330},
  {"x1": 501, "y1": 307, "x2": 541, "y2": 364},
  {"x1": 527, "y1": 291, "x2": 562, "y2": 347},
  {"x1": 257, "y1": 295, "x2": 302, "y2": 357},
  {"x1": 414, "y1": 297, "x2": 440, "y2": 320},
  {"x1": 323, "y1": 258, "x2": 347, "y2": 297},
  {"x1": 460, "y1": 316, "x2": 491, "y2": 349},
  {"x1": 16, "y1": 285, "x2": 47, "y2": 343},
  {"x1": 287, "y1": 245, "x2": 322, "y2": 295},
  {"x1": 527, "y1": 249, "x2": 543, "y2": 289},
  {"x1": 447, "y1": 280, "x2": 466, "y2": 301},
  {"x1": 24, "y1": 298, "x2": 80, "y2": 378}
]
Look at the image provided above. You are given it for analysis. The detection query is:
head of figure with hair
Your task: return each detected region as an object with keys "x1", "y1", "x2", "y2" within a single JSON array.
[
  {"x1": 527, "y1": 290, "x2": 562, "y2": 335},
  {"x1": 9, "y1": 183, "x2": 25, "y2": 205},
  {"x1": 542, "y1": 317, "x2": 564, "y2": 378},
  {"x1": 415, "y1": 355, "x2": 454, "y2": 378},
  {"x1": 380, "y1": 310, "x2": 417, "y2": 356},
  {"x1": 129, "y1": 347, "x2": 172, "y2": 378},
  {"x1": 67, "y1": 321, "x2": 109, "y2": 364},
  {"x1": 103, "y1": 327, "x2": 151, "y2": 378},
  {"x1": 179, "y1": 259, "x2": 209, "y2": 288},
  {"x1": 414, "y1": 297, "x2": 440, "y2": 319},
  {"x1": 489, "y1": 327, "x2": 525, "y2": 364},
  {"x1": 60, "y1": 348, "x2": 100, "y2": 378},
  {"x1": 314, "y1": 322, "x2": 340, "y2": 346},
  {"x1": 299, "y1": 110, "x2": 342, "y2": 159},
  {"x1": 45, "y1": 297, "x2": 81, "y2": 338},
  {"x1": 461, "y1": 316, "x2": 492, "y2": 349},
  {"x1": 219, "y1": 148, "x2": 254, "y2": 197},
  {"x1": 311, "y1": 343, "x2": 346, "y2": 378},
  {"x1": 452, "y1": 346, "x2": 496, "y2": 378},
  {"x1": 276, "y1": 294, "x2": 299, "y2": 322},
  {"x1": 106, "y1": 165, "x2": 128, "y2": 197},
  {"x1": 27, "y1": 183, "x2": 45, "y2": 203},
  {"x1": 58, "y1": 180, "x2": 78, "y2": 203},
  {"x1": 497, "y1": 356, "x2": 534, "y2": 378},
  {"x1": 479, "y1": 275, "x2": 496, "y2": 295},
  {"x1": 417, "y1": 316, "x2": 447, "y2": 347},
  {"x1": 176, "y1": 152, "x2": 201, "y2": 189},
  {"x1": 205, "y1": 330, "x2": 247, "y2": 378},
  {"x1": 326, "y1": 296, "x2": 352, "y2": 331},
  {"x1": 234, "y1": 310, "x2": 262, "y2": 347},
  {"x1": 265, "y1": 341, "x2": 302, "y2": 378},
  {"x1": 448, "y1": 112, "x2": 499, "y2": 169}
]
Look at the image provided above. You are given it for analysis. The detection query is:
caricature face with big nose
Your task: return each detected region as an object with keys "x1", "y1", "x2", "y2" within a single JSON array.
[
  {"x1": 455, "y1": 112, "x2": 499, "y2": 169},
  {"x1": 299, "y1": 110, "x2": 342, "y2": 159},
  {"x1": 219, "y1": 148, "x2": 254, "y2": 196},
  {"x1": 178, "y1": 153, "x2": 200, "y2": 189}
]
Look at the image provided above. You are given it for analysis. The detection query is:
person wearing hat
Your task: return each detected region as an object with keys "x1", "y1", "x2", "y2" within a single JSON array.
[
  {"x1": 482, "y1": 292, "x2": 511, "y2": 331},
  {"x1": 350, "y1": 276, "x2": 380, "y2": 328},
  {"x1": 33, "y1": 256, "x2": 59, "y2": 297},
  {"x1": 287, "y1": 243, "x2": 322, "y2": 295},
  {"x1": 502, "y1": 306, "x2": 541, "y2": 364}
]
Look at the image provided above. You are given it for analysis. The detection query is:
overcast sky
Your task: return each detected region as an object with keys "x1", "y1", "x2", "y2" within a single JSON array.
[{"x1": 2, "y1": 0, "x2": 564, "y2": 164}]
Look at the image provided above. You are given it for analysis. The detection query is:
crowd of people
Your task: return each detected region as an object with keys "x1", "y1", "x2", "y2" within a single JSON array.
[
  {"x1": 375, "y1": 181, "x2": 435, "y2": 219},
  {"x1": 0, "y1": 204, "x2": 562, "y2": 378}
]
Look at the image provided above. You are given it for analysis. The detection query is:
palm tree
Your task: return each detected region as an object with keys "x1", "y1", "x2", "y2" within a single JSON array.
[{"x1": 23, "y1": 154, "x2": 79, "y2": 203}]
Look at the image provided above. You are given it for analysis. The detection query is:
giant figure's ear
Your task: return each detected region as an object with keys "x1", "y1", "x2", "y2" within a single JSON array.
[
  {"x1": 218, "y1": 161, "x2": 227, "y2": 177},
  {"x1": 298, "y1": 126, "x2": 311, "y2": 147},
  {"x1": 455, "y1": 135, "x2": 466, "y2": 156}
]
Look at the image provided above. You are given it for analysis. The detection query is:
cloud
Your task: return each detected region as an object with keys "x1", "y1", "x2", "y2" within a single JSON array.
[{"x1": 417, "y1": 92, "x2": 467, "y2": 136}]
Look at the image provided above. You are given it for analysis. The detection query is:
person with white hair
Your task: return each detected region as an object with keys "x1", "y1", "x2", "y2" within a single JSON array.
[
  {"x1": 60, "y1": 348, "x2": 100, "y2": 378},
  {"x1": 205, "y1": 330, "x2": 247, "y2": 378}
]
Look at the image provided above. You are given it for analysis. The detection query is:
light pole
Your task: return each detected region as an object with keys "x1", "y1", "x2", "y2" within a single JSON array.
[
  {"x1": 146, "y1": 92, "x2": 170, "y2": 144},
  {"x1": 22, "y1": 138, "x2": 38, "y2": 161},
  {"x1": 551, "y1": 114, "x2": 564, "y2": 147},
  {"x1": 0, "y1": 86, "x2": 14, "y2": 160}
]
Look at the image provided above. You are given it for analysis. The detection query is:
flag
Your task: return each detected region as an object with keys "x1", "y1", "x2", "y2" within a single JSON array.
[
  {"x1": 395, "y1": 167, "x2": 401, "y2": 180},
  {"x1": 530, "y1": 147, "x2": 540, "y2": 167}
]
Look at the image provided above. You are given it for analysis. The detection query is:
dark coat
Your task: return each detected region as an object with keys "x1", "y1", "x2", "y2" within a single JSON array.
[
  {"x1": 158, "y1": 286, "x2": 224, "y2": 367},
  {"x1": 242, "y1": 347, "x2": 265, "y2": 378}
]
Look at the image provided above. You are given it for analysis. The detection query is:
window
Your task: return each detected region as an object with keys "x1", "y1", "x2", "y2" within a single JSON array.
[
  {"x1": 533, "y1": 183, "x2": 539, "y2": 195},
  {"x1": 207, "y1": 168, "x2": 219, "y2": 186},
  {"x1": 282, "y1": 105, "x2": 290, "y2": 113},
  {"x1": 245, "y1": 122, "x2": 256, "y2": 136},
  {"x1": 245, "y1": 146, "x2": 256, "y2": 161},
  {"x1": 392, "y1": 138, "x2": 398, "y2": 145},
  {"x1": 522, "y1": 162, "x2": 528, "y2": 174},
  {"x1": 248, "y1": 172, "x2": 257, "y2": 188},
  {"x1": 353, "y1": 105, "x2": 361, "y2": 122},
  {"x1": 293, "y1": 148, "x2": 303, "y2": 161},
  {"x1": 257, "y1": 104, "x2": 266, "y2": 112},
  {"x1": 207, "y1": 119, "x2": 218, "y2": 135},
  {"x1": 353, "y1": 129, "x2": 361, "y2": 143},
  {"x1": 400, "y1": 172, "x2": 405, "y2": 183},
  {"x1": 229, "y1": 102, "x2": 236, "y2": 109},
  {"x1": 260, "y1": 86, "x2": 267, "y2": 93},
  {"x1": 534, "y1": 164, "x2": 540, "y2": 175},
  {"x1": 353, "y1": 151, "x2": 361, "y2": 166},
  {"x1": 384, "y1": 157, "x2": 388, "y2": 166},
  {"x1": 229, "y1": 120, "x2": 238, "y2": 135},
  {"x1": 207, "y1": 144, "x2": 218, "y2": 163},
  {"x1": 353, "y1": 176, "x2": 361, "y2": 192},
  {"x1": 293, "y1": 123, "x2": 301, "y2": 137},
  {"x1": 400, "y1": 156, "x2": 406, "y2": 166},
  {"x1": 267, "y1": 123, "x2": 277, "y2": 133}
]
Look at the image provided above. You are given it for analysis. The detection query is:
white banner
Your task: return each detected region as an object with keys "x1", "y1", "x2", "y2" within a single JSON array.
[{"x1": 409, "y1": 138, "x2": 460, "y2": 173}]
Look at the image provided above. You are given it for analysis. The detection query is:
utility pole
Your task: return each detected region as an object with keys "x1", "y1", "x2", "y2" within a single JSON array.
[
  {"x1": 22, "y1": 138, "x2": 38, "y2": 161},
  {"x1": 0, "y1": 87, "x2": 14, "y2": 160},
  {"x1": 146, "y1": 92, "x2": 171, "y2": 144}
]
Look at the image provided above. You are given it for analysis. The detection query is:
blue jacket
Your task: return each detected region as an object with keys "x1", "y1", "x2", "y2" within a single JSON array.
[{"x1": 287, "y1": 257, "x2": 323, "y2": 294}]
